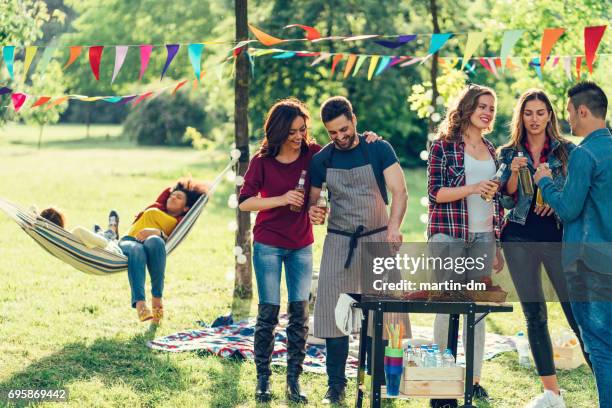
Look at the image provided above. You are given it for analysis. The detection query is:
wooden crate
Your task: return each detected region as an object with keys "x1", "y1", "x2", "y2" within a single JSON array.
[
  {"x1": 400, "y1": 366, "x2": 464, "y2": 398},
  {"x1": 554, "y1": 343, "x2": 585, "y2": 370}
]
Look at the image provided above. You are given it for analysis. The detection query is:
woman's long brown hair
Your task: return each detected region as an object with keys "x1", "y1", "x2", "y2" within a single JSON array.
[
  {"x1": 436, "y1": 84, "x2": 497, "y2": 142},
  {"x1": 503, "y1": 88, "x2": 570, "y2": 174},
  {"x1": 259, "y1": 98, "x2": 313, "y2": 158}
]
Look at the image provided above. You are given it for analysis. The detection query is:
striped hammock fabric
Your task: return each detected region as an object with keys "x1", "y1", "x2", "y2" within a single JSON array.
[{"x1": 0, "y1": 158, "x2": 238, "y2": 275}]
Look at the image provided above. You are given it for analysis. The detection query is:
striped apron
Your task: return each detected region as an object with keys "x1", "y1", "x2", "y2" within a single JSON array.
[{"x1": 313, "y1": 141, "x2": 410, "y2": 338}]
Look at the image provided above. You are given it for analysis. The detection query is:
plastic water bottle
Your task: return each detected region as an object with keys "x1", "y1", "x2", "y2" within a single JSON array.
[
  {"x1": 427, "y1": 350, "x2": 437, "y2": 367},
  {"x1": 516, "y1": 332, "x2": 532, "y2": 368},
  {"x1": 413, "y1": 346, "x2": 422, "y2": 367},
  {"x1": 420, "y1": 346, "x2": 428, "y2": 367},
  {"x1": 443, "y1": 349, "x2": 456, "y2": 367}
]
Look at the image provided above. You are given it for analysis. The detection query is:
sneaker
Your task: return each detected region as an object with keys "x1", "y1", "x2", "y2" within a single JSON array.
[
  {"x1": 430, "y1": 399, "x2": 458, "y2": 408},
  {"x1": 321, "y1": 384, "x2": 345, "y2": 405},
  {"x1": 107, "y1": 210, "x2": 119, "y2": 239},
  {"x1": 473, "y1": 383, "x2": 489, "y2": 400},
  {"x1": 525, "y1": 390, "x2": 566, "y2": 408}
]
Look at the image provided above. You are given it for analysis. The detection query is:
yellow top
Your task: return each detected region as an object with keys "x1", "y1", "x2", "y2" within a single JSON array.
[{"x1": 126, "y1": 208, "x2": 178, "y2": 239}]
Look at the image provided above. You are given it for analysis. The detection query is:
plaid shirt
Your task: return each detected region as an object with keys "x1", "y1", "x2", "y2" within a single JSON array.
[{"x1": 427, "y1": 137, "x2": 503, "y2": 242}]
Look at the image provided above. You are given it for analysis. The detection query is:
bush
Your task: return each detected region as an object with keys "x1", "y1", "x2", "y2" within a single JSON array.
[{"x1": 122, "y1": 92, "x2": 206, "y2": 146}]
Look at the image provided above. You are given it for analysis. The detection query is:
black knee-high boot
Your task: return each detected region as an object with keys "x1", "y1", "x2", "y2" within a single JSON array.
[
  {"x1": 286, "y1": 301, "x2": 309, "y2": 404},
  {"x1": 254, "y1": 303, "x2": 280, "y2": 402}
]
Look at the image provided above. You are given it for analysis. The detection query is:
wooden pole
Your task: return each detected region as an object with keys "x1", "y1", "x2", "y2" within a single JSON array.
[{"x1": 233, "y1": 0, "x2": 252, "y2": 299}]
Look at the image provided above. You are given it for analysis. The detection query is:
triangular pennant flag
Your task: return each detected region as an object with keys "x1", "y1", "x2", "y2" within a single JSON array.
[
  {"x1": 88, "y1": 46, "x2": 104, "y2": 80},
  {"x1": 584, "y1": 25, "x2": 607, "y2": 74},
  {"x1": 540, "y1": 28, "x2": 565, "y2": 71},
  {"x1": 367, "y1": 56, "x2": 380, "y2": 80},
  {"x1": 295, "y1": 52, "x2": 320, "y2": 57},
  {"x1": 31, "y1": 96, "x2": 51, "y2": 107},
  {"x1": 311, "y1": 52, "x2": 330, "y2": 66},
  {"x1": 161, "y1": 44, "x2": 180, "y2": 79},
  {"x1": 272, "y1": 51, "x2": 296, "y2": 59},
  {"x1": 173, "y1": 80, "x2": 188, "y2": 95},
  {"x1": 37, "y1": 46, "x2": 57, "y2": 78},
  {"x1": 461, "y1": 32, "x2": 487, "y2": 69},
  {"x1": 499, "y1": 30, "x2": 524, "y2": 72},
  {"x1": 132, "y1": 91, "x2": 154, "y2": 107},
  {"x1": 575, "y1": 56, "x2": 582, "y2": 81},
  {"x1": 374, "y1": 56, "x2": 392, "y2": 76},
  {"x1": 118, "y1": 95, "x2": 138, "y2": 105},
  {"x1": 399, "y1": 57, "x2": 423, "y2": 67},
  {"x1": 343, "y1": 34, "x2": 380, "y2": 42},
  {"x1": 188, "y1": 43, "x2": 205, "y2": 80},
  {"x1": 479, "y1": 58, "x2": 495, "y2": 76},
  {"x1": 247, "y1": 51, "x2": 255, "y2": 77},
  {"x1": 103, "y1": 96, "x2": 123, "y2": 103},
  {"x1": 46, "y1": 96, "x2": 69, "y2": 110},
  {"x1": 331, "y1": 54, "x2": 344, "y2": 77},
  {"x1": 111, "y1": 45, "x2": 129, "y2": 84},
  {"x1": 23, "y1": 46, "x2": 38, "y2": 82},
  {"x1": 11, "y1": 92, "x2": 26, "y2": 112},
  {"x1": 0, "y1": 86, "x2": 12, "y2": 95},
  {"x1": 487, "y1": 57, "x2": 500, "y2": 78},
  {"x1": 428, "y1": 33, "x2": 453, "y2": 55},
  {"x1": 284, "y1": 24, "x2": 321, "y2": 41},
  {"x1": 64, "y1": 46, "x2": 82, "y2": 69},
  {"x1": 551, "y1": 56, "x2": 560, "y2": 67},
  {"x1": 530, "y1": 57, "x2": 543, "y2": 80},
  {"x1": 375, "y1": 35, "x2": 417, "y2": 49},
  {"x1": 390, "y1": 56, "x2": 409, "y2": 67},
  {"x1": 352, "y1": 55, "x2": 368, "y2": 76},
  {"x1": 3, "y1": 46, "x2": 15, "y2": 80},
  {"x1": 248, "y1": 24, "x2": 284, "y2": 46},
  {"x1": 343, "y1": 54, "x2": 357, "y2": 78},
  {"x1": 563, "y1": 56, "x2": 572, "y2": 80},
  {"x1": 444, "y1": 56, "x2": 460, "y2": 68},
  {"x1": 139, "y1": 45, "x2": 153, "y2": 80},
  {"x1": 80, "y1": 96, "x2": 105, "y2": 102}
]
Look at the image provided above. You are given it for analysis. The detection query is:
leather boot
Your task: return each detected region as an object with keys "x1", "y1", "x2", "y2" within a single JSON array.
[
  {"x1": 285, "y1": 301, "x2": 308, "y2": 404},
  {"x1": 254, "y1": 304, "x2": 279, "y2": 402}
]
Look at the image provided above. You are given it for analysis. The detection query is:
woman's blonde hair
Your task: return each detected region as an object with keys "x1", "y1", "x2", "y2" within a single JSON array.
[
  {"x1": 436, "y1": 84, "x2": 497, "y2": 142},
  {"x1": 503, "y1": 88, "x2": 570, "y2": 174}
]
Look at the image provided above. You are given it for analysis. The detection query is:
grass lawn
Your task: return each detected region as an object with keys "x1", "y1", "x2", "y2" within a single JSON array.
[{"x1": 0, "y1": 124, "x2": 596, "y2": 407}]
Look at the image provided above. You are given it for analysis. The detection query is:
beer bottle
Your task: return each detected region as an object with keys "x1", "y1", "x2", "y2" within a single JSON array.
[
  {"x1": 481, "y1": 163, "x2": 507, "y2": 202},
  {"x1": 535, "y1": 163, "x2": 549, "y2": 207},
  {"x1": 316, "y1": 182, "x2": 329, "y2": 210},
  {"x1": 289, "y1": 170, "x2": 307, "y2": 212},
  {"x1": 517, "y1": 151, "x2": 534, "y2": 196}
]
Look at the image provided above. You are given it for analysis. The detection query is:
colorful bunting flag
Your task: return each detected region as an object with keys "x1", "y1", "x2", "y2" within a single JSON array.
[
  {"x1": 31, "y1": 96, "x2": 51, "y2": 107},
  {"x1": 352, "y1": 55, "x2": 368, "y2": 77},
  {"x1": 461, "y1": 32, "x2": 487, "y2": 69},
  {"x1": 139, "y1": 45, "x2": 153, "y2": 80},
  {"x1": 584, "y1": 25, "x2": 607, "y2": 74},
  {"x1": 64, "y1": 46, "x2": 82, "y2": 69},
  {"x1": 23, "y1": 46, "x2": 38, "y2": 82},
  {"x1": 272, "y1": 52, "x2": 296, "y2": 58},
  {"x1": 400, "y1": 57, "x2": 423, "y2": 67},
  {"x1": 46, "y1": 96, "x2": 69, "y2": 110},
  {"x1": 111, "y1": 45, "x2": 129, "y2": 84},
  {"x1": 311, "y1": 52, "x2": 330, "y2": 66},
  {"x1": 563, "y1": 56, "x2": 572, "y2": 80},
  {"x1": 530, "y1": 57, "x2": 543, "y2": 80},
  {"x1": 343, "y1": 54, "x2": 357, "y2": 78},
  {"x1": 248, "y1": 24, "x2": 284, "y2": 46},
  {"x1": 132, "y1": 91, "x2": 154, "y2": 107},
  {"x1": 575, "y1": 56, "x2": 582, "y2": 81},
  {"x1": 499, "y1": 30, "x2": 524, "y2": 71},
  {"x1": 161, "y1": 44, "x2": 180, "y2": 79},
  {"x1": 3, "y1": 46, "x2": 15, "y2": 80},
  {"x1": 103, "y1": 96, "x2": 123, "y2": 103},
  {"x1": 540, "y1": 28, "x2": 565, "y2": 71},
  {"x1": 367, "y1": 56, "x2": 380, "y2": 80},
  {"x1": 173, "y1": 80, "x2": 188, "y2": 95},
  {"x1": 88, "y1": 46, "x2": 104, "y2": 80},
  {"x1": 11, "y1": 92, "x2": 27, "y2": 112},
  {"x1": 343, "y1": 34, "x2": 380, "y2": 42},
  {"x1": 0, "y1": 86, "x2": 12, "y2": 95},
  {"x1": 375, "y1": 35, "x2": 417, "y2": 49},
  {"x1": 428, "y1": 33, "x2": 453, "y2": 56},
  {"x1": 37, "y1": 46, "x2": 57, "y2": 78},
  {"x1": 331, "y1": 54, "x2": 344, "y2": 77},
  {"x1": 284, "y1": 24, "x2": 321, "y2": 41},
  {"x1": 188, "y1": 43, "x2": 205, "y2": 80},
  {"x1": 374, "y1": 55, "x2": 392, "y2": 76}
]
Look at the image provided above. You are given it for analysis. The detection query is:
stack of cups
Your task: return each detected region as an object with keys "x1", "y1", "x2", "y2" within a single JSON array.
[{"x1": 384, "y1": 346, "x2": 404, "y2": 396}]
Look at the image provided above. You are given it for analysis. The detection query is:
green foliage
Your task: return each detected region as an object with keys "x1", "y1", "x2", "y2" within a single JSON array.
[
  {"x1": 18, "y1": 61, "x2": 69, "y2": 128},
  {"x1": 122, "y1": 91, "x2": 207, "y2": 146}
]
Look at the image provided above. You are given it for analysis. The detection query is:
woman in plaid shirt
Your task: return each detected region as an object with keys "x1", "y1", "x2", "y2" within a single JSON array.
[{"x1": 427, "y1": 84, "x2": 505, "y2": 408}]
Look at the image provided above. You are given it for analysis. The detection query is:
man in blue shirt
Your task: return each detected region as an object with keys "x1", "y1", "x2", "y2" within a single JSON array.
[{"x1": 534, "y1": 81, "x2": 611, "y2": 408}]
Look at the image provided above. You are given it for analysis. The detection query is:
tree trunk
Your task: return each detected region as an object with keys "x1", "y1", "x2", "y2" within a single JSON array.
[
  {"x1": 429, "y1": 0, "x2": 441, "y2": 142},
  {"x1": 37, "y1": 124, "x2": 44, "y2": 150},
  {"x1": 233, "y1": 0, "x2": 252, "y2": 299}
]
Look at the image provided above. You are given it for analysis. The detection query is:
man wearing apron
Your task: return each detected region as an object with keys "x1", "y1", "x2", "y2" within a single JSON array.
[{"x1": 308, "y1": 96, "x2": 410, "y2": 404}]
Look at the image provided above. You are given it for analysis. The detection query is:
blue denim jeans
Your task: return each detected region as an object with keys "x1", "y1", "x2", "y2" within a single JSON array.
[
  {"x1": 119, "y1": 235, "x2": 166, "y2": 308},
  {"x1": 252, "y1": 242, "x2": 312, "y2": 305},
  {"x1": 568, "y1": 262, "x2": 612, "y2": 408}
]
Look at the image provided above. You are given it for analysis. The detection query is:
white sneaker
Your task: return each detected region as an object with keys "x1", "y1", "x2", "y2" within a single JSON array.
[{"x1": 525, "y1": 390, "x2": 566, "y2": 408}]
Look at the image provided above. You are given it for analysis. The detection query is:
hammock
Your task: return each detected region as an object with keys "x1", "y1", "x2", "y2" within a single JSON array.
[{"x1": 0, "y1": 158, "x2": 238, "y2": 275}]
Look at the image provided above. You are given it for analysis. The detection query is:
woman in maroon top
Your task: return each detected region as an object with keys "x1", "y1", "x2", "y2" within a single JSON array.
[{"x1": 239, "y1": 98, "x2": 378, "y2": 403}]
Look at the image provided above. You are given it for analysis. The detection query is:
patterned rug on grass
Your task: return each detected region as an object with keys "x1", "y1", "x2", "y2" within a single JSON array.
[{"x1": 146, "y1": 315, "x2": 516, "y2": 377}]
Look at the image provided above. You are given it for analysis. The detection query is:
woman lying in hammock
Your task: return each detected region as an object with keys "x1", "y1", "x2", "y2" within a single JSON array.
[{"x1": 40, "y1": 177, "x2": 209, "y2": 324}]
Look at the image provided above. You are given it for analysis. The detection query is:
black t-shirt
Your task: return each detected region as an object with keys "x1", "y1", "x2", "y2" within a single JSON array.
[
  {"x1": 503, "y1": 185, "x2": 562, "y2": 242},
  {"x1": 309, "y1": 136, "x2": 399, "y2": 204}
]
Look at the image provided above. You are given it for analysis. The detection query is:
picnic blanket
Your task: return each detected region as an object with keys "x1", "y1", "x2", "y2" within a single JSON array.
[{"x1": 147, "y1": 315, "x2": 517, "y2": 377}]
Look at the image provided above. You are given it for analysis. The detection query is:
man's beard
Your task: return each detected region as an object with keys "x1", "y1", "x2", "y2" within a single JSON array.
[{"x1": 332, "y1": 132, "x2": 357, "y2": 150}]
